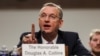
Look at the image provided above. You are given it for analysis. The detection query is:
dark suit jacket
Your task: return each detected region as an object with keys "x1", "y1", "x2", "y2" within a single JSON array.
[{"x1": 17, "y1": 30, "x2": 92, "y2": 56}]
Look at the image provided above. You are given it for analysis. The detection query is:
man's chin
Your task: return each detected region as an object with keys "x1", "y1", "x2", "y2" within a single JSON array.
[{"x1": 42, "y1": 30, "x2": 52, "y2": 34}]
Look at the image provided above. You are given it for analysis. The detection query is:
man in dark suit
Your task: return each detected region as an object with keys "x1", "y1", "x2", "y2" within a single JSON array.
[{"x1": 17, "y1": 2, "x2": 92, "y2": 56}]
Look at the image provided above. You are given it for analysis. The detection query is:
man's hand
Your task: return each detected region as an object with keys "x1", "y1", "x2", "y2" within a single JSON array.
[{"x1": 22, "y1": 24, "x2": 37, "y2": 44}]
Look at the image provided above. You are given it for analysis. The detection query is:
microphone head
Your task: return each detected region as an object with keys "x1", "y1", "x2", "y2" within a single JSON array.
[{"x1": 42, "y1": 31, "x2": 46, "y2": 33}]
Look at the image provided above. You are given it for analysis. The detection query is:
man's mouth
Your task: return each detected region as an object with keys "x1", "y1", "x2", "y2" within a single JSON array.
[
  {"x1": 44, "y1": 24, "x2": 51, "y2": 27},
  {"x1": 43, "y1": 24, "x2": 51, "y2": 29}
]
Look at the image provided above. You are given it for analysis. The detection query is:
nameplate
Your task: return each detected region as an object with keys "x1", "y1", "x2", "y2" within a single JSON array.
[{"x1": 22, "y1": 44, "x2": 65, "y2": 56}]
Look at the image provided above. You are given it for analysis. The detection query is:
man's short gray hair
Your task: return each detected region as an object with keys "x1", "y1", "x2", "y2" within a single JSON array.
[{"x1": 40, "y1": 2, "x2": 63, "y2": 19}]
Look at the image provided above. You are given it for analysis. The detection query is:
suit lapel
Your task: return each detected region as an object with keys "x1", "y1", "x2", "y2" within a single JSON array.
[
  {"x1": 56, "y1": 30, "x2": 65, "y2": 44},
  {"x1": 35, "y1": 31, "x2": 42, "y2": 43},
  {"x1": 36, "y1": 30, "x2": 67, "y2": 44}
]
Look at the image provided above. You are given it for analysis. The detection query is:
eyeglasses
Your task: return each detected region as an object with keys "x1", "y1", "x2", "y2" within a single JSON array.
[{"x1": 39, "y1": 13, "x2": 59, "y2": 20}]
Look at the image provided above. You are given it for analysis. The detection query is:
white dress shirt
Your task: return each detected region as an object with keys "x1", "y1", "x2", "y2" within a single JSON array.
[{"x1": 41, "y1": 34, "x2": 58, "y2": 44}]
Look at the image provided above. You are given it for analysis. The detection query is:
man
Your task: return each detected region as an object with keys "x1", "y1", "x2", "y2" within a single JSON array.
[
  {"x1": 17, "y1": 2, "x2": 92, "y2": 56},
  {"x1": 89, "y1": 29, "x2": 100, "y2": 56}
]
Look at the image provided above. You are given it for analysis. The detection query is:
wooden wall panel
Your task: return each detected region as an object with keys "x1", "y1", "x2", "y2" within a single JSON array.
[{"x1": 0, "y1": 0, "x2": 100, "y2": 9}]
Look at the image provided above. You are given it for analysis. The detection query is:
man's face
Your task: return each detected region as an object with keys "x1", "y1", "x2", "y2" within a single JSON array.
[
  {"x1": 39, "y1": 6, "x2": 63, "y2": 33},
  {"x1": 89, "y1": 34, "x2": 100, "y2": 53}
]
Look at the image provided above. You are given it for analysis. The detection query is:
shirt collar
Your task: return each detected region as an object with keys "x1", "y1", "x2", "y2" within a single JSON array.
[{"x1": 41, "y1": 34, "x2": 58, "y2": 44}]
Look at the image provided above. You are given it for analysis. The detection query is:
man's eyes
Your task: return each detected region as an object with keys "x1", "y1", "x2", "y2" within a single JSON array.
[
  {"x1": 92, "y1": 39, "x2": 98, "y2": 42},
  {"x1": 40, "y1": 14, "x2": 46, "y2": 17},
  {"x1": 50, "y1": 15, "x2": 57, "y2": 18},
  {"x1": 40, "y1": 15, "x2": 57, "y2": 19}
]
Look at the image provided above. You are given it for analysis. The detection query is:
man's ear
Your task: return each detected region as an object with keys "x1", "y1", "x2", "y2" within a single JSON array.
[
  {"x1": 89, "y1": 41, "x2": 91, "y2": 47},
  {"x1": 59, "y1": 19, "x2": 63, "y2": 28}
]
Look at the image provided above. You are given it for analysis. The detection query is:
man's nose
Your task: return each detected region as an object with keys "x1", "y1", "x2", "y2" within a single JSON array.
[{"x1": 44, "y1": 16, "x2": 50, "y2": 22}]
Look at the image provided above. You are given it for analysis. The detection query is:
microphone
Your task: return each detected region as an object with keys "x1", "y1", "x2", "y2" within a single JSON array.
[{"x1": 42, "y1": 31, "x2": 46, "y2": 34}]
